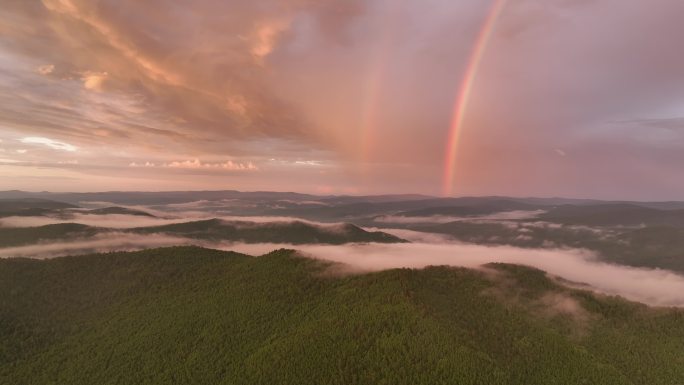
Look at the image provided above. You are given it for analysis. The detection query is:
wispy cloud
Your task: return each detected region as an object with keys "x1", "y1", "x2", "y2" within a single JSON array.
[
  {"x1": 36, "y1": 64, "x2": 54, "y2": 75},
  {"x1": 164, "y1": 159, "x2": 258, "y2": 171},
  {"x1": 20, "y1": 137, "x2": 77, "y2": 152},
  {"x1": 127, "y1": 159, "x2": 258, "y2": 171}
]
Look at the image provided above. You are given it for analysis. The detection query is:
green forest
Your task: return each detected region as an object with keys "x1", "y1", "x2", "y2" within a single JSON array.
[{"x1": 1, "y1": 246, "x2": 683, "y2": 384}]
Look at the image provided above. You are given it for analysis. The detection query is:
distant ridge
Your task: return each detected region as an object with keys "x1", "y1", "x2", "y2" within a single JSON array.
[
  {"x1": 0, "y1": 219, "x2": 406, "y2": 249},
  {"x1": 0, "y1": 198, "x2": 78, "y2": 217},
  {"x1": 3, "y1": 190, "x2": 684, "y2": 209}
]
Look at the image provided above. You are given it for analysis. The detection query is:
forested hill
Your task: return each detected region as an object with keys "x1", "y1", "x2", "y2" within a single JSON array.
[
  {"x1": 0, "y1": 220, "x2": 405, "y2": 249},
  {"x1": 1, "y1": 246, "x2": 683, "y2": 384}
]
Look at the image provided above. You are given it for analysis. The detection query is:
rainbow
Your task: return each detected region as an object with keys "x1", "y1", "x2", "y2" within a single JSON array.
[
  {"x1": 359, "y1": 56, "x2": 385, "y2": 163},
  {"x1": 442, "y1": 0, "x2": 507, "y2": 196},
  {"x1": 359, "y1": 4, "x2": 399, "y2": 165}
]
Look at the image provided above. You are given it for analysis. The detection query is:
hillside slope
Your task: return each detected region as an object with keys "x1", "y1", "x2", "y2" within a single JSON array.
[
  {"x1": 132, "y1": 219, "x2": 404, "y2": 244},
  {"x1": 0, "y1": 223, "x2": 98, "y2": 248},
  {"x1": 84, "y1": 206, "x2": 156, "y2": 217},
  {"x1": 0, "y1": 220, "x2": 404, "y2": 249},
  {"x1": 537, "y1": 204, "x2": 684, "y2": 227},
  {"x1": 1, "y1": 247, "x2": 683, "y2": 384},
  {"x1": 412, "y1": 221, "x2": 684, "y2": 274},
  {"x1": 0, "y1": 198, "x2": 78, "y2": 217}
]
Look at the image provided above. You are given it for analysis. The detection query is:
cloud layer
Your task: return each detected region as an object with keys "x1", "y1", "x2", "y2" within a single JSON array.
[
  {"x1": 1, "y1": 219, "x2": 683, "y2": 306},
  {"x1": 1, "y1": 0, "x2": 684, "y2": 197},
  {"x1": 0, "y1": 233, "x2": 194, "y2": 259}
]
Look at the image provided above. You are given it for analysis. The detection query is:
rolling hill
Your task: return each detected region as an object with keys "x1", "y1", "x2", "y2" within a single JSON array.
[
  {"x1": 414, "y1": 220, "x2": 684, "y2": 273},
  {"x1": 0, "y1": 223, "x2": 98, "y2": 248},
  {"x1": 0, "y1": 198, "x2": 78, "y2": 217},
  {"x1": 83, "y1": 206, "x2": 157, "y2": 217},
  {"x1": 393, "y1": 199, "x2": 542, "y2": 217},
  {"x1": 1, "y1": 246, "x2": 683, "y2": 384},
  {"x1": 132, "y1": 219, "x2": 405, "y2": 244},
  {"x1": 0, "y1": 220, "x2": 405, "y2": 249},
  {"x1": 537, "y1": 204, "x2": 684, "y2": 227}
]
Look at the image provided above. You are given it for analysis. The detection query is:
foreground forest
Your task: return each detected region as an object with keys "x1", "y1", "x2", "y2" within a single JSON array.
[{"x1": 1, "y1": 246, "x2": 683, "y2": 384}]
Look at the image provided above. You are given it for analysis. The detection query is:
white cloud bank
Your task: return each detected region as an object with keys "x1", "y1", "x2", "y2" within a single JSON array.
[
  {"x1": 0, "y1": 214, "x2": 193, "y2": 229},
  {"x1": 0, "y1": 233, "x2": 195, "y2": 259},
  {"x1": 374, "y1": 210, "x2": 545, "y2": 224},
  {"x1": 222, "y1": 242, "x2": 684, "y2": 307},
  {"x1": 0, "y1": 212, "x2": 346, "y2": 229},
  {"x1": 1, "y1": 223, "x2": 684, "y2": 307}
]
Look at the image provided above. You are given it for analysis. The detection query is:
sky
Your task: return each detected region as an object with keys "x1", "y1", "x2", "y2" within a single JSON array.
[{"x1": 1, "y1": 0, "x2": 684, "y2": 199}]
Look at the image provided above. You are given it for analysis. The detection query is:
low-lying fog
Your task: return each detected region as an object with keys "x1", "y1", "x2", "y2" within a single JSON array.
[
  {"x1": 0, "y1": 214, "x2": 190, "y2": 228},
  {"x1": 2, "y1": 204, "x2": 683, "y2": 307},
  {"x1": 223, "y1": 242, "x2": 684, "y2": 307},
  {"x1": 374, "y1": 210, "x2": 545, "y2": 224},
  {"x1": 0, "y1": 213, "x2": 338, "y2": 229},
  {"x1": 2, "y1": 227, "x2": 684, "y2": 307},
  {"x1": 0, "y1": 233, "x2": 195, "y2": 258}
]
